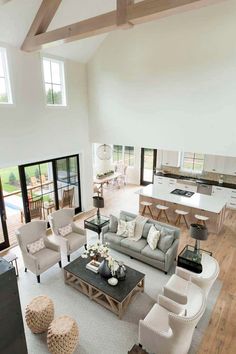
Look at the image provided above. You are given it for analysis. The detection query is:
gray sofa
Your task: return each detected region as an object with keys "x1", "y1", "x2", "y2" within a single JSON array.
[{"x1": 102, "y1": 211, "x2": 180, "y2": 273}]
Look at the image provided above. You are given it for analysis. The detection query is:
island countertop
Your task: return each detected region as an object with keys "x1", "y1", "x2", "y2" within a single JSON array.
[{"x1": 136, "y1": 184, "x2": 228, "y2": 214}]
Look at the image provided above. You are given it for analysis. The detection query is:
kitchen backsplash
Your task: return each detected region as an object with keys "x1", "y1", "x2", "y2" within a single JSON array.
[{"x1": 160, "y1": 166, "x2": 236, "y2": 185}]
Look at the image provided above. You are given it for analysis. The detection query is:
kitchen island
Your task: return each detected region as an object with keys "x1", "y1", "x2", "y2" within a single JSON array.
[{"x1": 137, "y1": 184, "x2": 228, "y2": 234}]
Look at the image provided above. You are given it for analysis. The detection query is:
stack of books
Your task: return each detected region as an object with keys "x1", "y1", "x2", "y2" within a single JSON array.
[{"x1": 86, "y1": 260, "x2": 101, "y2": 273}]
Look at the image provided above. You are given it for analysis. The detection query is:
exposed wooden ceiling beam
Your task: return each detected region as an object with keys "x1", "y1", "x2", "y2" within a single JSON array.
[
  {"x1": 22, "y1": 0, "x2": 222, "y2": 52},
  {"x1": 21, "y1": 0, "x2": 62, "y2": 51},
  {"x1": 117, "y1": 0, "x2": 134, "y2": 28}
]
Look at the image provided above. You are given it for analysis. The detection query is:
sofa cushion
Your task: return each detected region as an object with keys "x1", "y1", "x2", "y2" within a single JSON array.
[
  {"x1": 147, "y1": 226, "x2": 161, "y2": 250},
  {"x1": 117, "y1": 219, "x2": 136, "y2": 237},
  {"x1": 65, "y1": 232, "x2": 84, "y2": 252},
  {"x1": 35, "y1": 248, "x2": 60, "y2": 270},
  {"x1": 142, "y1": 223, "x2": 152, "y2": 239},
  {"x1": 157, "y1": 234, "x2": 174, "y2": 253},
  {"x1": 109, "y1": 214, "x2": 118, "y2": 233},
  {"x1": 104, "y1": 232, "x2": 124, "y2": 246},
  {"x1": 141, "y1": 245, "x2": 165, "y2": 262},
  {"x1": 119, "y1": 211, "x2": 136, "y2": 222},
  {"x1": 120, "y1": 238, "x2": 147, "y2": 253}
]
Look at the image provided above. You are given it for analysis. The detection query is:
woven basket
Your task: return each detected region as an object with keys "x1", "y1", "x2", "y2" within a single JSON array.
[
  {"x1": 47, "y1": 315, "x2": 79, "y2": 354},
  {"x1": 25, "y1": 295, "x2": 54, "y2": 334}
]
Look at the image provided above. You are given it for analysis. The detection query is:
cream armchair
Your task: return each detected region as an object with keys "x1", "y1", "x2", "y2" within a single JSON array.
[
  {"x1": 139, "y1": 292, "x2": 206, "y2": 354},
  {"x1": 48, "y1": 208, "x2": 87, "y2": 262},
  {"x1": 164, "y1": 253, "x2": 219, "y2": 304},
  {"x1": 16, "y1": 220, "x2": 61, "y2": 283}
]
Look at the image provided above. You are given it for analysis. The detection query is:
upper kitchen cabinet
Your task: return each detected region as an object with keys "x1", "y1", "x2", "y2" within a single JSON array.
[
  {"x1": 204, "y1": 155, "x2": 225, "y2": 173},
  {"x1": 204, "y1": 155, "x2": 236, "y2": 175},
  {"x1": 223, "y1": 157, "x2": 236, "y2": 176},
  {"x1": 162, "y1": 150, "x2": 181, "y2": 167}
]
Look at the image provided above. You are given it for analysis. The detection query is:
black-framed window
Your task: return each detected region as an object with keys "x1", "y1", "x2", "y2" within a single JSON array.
[
  {"x1": 113, "y1": 145, "x2": 135, "y2": 166},
  {"x1": 113, "y1": 145, "x2": 123, "y2": 163},
  {"x1": 42, "y1": 57, "x2": 66, "y2": 106}
]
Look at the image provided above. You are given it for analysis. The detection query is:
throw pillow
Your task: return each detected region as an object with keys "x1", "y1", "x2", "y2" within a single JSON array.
[
  {"x1": 58, "y1": 224, "x2": 72, "y2": 237},
  {"x1": 147, "y1": 225, "x2": 161, "y2": 250},
  {"x1": 27, "y1": 238, "x2": 45, "y2": 254},
  {"x1": 109, "y1": 214, "x2": 118, "y2": 233},
  {"x1": 157, "y1": 234, "x2": 174, "y2": 253},
  {"x1": 116, "y1": 219, "x2": 136, "y2": 237}
]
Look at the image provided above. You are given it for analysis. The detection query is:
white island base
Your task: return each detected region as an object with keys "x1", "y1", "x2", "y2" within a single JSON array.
[{"x1": 137, "y1": 185, "x2": 227, "y2": 234}]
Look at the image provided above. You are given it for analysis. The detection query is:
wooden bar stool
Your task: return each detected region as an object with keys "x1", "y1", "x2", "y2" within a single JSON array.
[
  {"x1": 156, "y1": 205, "x2": 169, "y2": 223},
  {"x1": 175, "y1": 209, "x2": 189, "y2": 228},
  {"x1": 141, "y1": 201, "x2": 154, "y2": 219},
  {"x1": 195, "y1": 214, "x2": 209, "y2": 227}
]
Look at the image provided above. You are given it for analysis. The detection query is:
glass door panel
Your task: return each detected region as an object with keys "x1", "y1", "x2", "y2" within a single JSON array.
[
  {"x1": 55, "y1": 155, "x2": 81, "y2": 213},
  {"x1": 140, "y1": 148, "x2": 157, "y2": 185},
  {"x1": 21, "y1": 162, "x2": 56, "y2": 222}
]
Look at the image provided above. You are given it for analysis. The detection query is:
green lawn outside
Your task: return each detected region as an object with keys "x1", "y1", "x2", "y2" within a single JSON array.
[{"x1": 0, "y1": 164, "x2": 48, "y2": 193}]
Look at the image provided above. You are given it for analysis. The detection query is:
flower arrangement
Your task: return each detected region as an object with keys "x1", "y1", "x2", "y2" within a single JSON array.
[
  {"x1": 107, "y1": 256, "x2": 119, "y2": 276},
  {"x1": 82, "y1": 242, "x2": 109, "y2": 260}
]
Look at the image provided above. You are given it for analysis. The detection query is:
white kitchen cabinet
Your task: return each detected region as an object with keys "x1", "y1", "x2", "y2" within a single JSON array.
[
  {"x1": 204, "y1": 155, "x2": 225, "y2": 174},
  {"x1": 223, "y1": 157, "x2": 236, "y2": 176},
  {"x1": 162, "y1": 150, "x2": 181, "y2": 167},
  {"x1": 227, "y1": 189, "x2": 236, "y2": 209},
  {"x1": 154, "y1": 175, "x2": 177, "y2": 188}
]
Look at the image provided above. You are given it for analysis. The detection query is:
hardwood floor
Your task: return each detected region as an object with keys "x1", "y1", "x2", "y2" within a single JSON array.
[{"x1": 1, "y1": 183, "x2": 235, "y2": 353}]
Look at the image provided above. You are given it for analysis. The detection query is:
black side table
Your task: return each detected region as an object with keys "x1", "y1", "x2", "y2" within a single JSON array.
[
  {"x1": 84, "y1": 215, "x2": 109, "y2": 241},
  {"x1": 177, "y1": 245, "x2": 212, "y2": 274}
]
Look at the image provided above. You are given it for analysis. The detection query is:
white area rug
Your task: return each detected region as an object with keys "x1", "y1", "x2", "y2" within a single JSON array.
[{"x1": 17, "y1": 231, "x2": 222, "y2": 354}]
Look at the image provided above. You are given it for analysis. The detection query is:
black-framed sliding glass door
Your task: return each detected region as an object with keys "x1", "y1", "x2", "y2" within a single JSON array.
[
  {"x1": 55, "y1": 155, "x2": 81, "y2": 213},
  {"x1": 0, "y1": 177, "x2": 10, "y2": 250},
  {"x1": 19, "y1": 154, "x2": 82, "y2": 223},
  {"x1": 140, "y1": 148, "x2": 157, "y2": 186}
]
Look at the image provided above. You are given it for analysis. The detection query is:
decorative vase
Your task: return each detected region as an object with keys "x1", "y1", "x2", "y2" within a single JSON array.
[
  {"x1": 98, "y1": 259, "x2": 111, "y2": 279},
  {"x1": 116, "y1": 262, "x2": 126, "y2": 280}
]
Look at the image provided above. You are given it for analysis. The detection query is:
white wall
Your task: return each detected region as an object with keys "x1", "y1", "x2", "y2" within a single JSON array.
[
  {"x1": 88, "y1": 0, "x2": 236, "y2": 157},
  {"x1": 0, "y1": 44, "x2": 93, "y2": 210}
]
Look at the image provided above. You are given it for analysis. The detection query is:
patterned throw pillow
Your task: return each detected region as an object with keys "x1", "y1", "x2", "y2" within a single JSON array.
[
  {"x1": 147, "y1": 225, "x2": 161, "y2": 250},
  {"x1": 58, "y1": 224, "x2": 72, "y2": 237},
  {"x1": 116, "y1": 219, "x2": 136, "y2": 237},
  {"x1": 27, "y1": 238, "x2": 45, "y2": 254}
]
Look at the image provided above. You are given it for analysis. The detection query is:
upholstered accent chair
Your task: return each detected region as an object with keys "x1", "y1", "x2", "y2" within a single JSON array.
[
  {"x1": 164, "y1": 253, "x2": 219, "y2": 304},
  {"x1": 48, "y1": 208, "x2": 87, "y2": 262},
  {"x1": 16, "y1": 220, "x2": 61, "y2": 283},
  {"x1": 139, "y1": 291, "x2": 206, "y2": 354}
]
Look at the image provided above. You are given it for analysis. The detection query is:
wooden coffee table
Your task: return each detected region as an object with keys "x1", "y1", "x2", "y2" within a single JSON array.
[{"x1": 64, "y1": 257, "x2": 145, "y2": 319}]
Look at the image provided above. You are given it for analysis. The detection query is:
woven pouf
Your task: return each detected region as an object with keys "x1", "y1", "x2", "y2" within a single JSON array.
[
  {"x1": 25, "y1": 295, "x2": 54, "y2": 334},
  {"x1": 47, "y1": 315, "x2": 79, "y2": 354}
]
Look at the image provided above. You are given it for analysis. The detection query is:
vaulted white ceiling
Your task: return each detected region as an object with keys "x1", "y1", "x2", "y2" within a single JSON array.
[{"x1": 0, "y1": 0, "x2": 117, "y2": 62}]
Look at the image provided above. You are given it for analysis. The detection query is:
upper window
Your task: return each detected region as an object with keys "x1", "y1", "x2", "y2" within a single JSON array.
[
  {"x1": 0, "y1": 48, "x2": 12, "y2": 104},
  {"x1": 113, "y1": 145, "x2": 123, "y2": 163},
  {"x1": 42, "y1": 57, "x2": 66, "y2": 106},
  {"x1": 124, "y1": 146, "x2": 134, "y2": 166},
  {"x1": 113, "y1": 145, "x2": 134, "y2": 166},
  {"x1": 182, "y1": 152, "x2": 204, "y2": 173}
]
